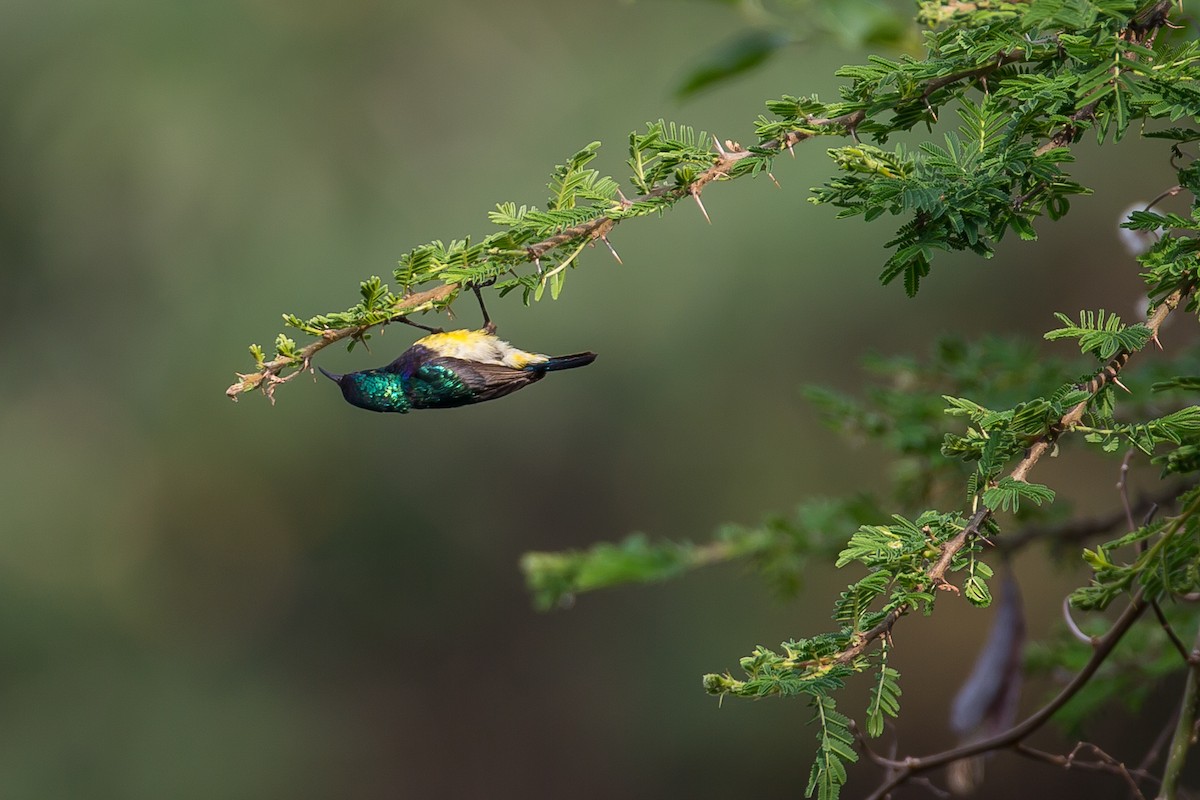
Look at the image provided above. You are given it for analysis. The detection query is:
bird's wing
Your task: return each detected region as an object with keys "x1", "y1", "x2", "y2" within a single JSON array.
[{"x1": 421, "y1": 357, "x2": 544, "y2": 404}]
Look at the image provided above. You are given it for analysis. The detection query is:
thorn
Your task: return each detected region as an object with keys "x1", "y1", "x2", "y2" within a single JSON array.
[
  {"x1": 1112, "y1": 377, "x2": 1132, "y2": 394},
  {"x1": 534, "y1": 257, "x2": 543, "y2": 275},
  {"x1": 712, "y1": 134, "x2": 726, "y2": 156},
  {"x1": 1152, "y1": 331, "x2": 1164, "y2": 350},
  {"x1": 616, "y1": 187, "x2": 629, "y2": 204},
  {"x1": 692, "y1": 191, "x2": 711, "y2": 224},
  {"x1": 601, "y1": 235, "x2": 623, "y2": 264},
  {"x1": 767, "y1": 172, "x2": 780, "y2": 188},
  {"x1": 786, "y1": 139, "x2": 796, "y2": 158}
]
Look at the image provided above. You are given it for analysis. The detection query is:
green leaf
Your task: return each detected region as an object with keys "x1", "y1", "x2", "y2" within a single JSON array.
[
  {"x1": 1044, "y1": 309, "x2": 1151, "y2": 360},
  {"x1": 982, "y1": 477, "x2": 1055, "y2": 514},
  {"x1": 676, "y1": 30, "x2": 791, "y2": 100},
  {"x1": 806, "y1": 694, "x2": 857, "y2": 800},
  {"x1": 964, "y1": 574, "x2": 993, "y2": 606},
  {"x1": 866, "y1": 664, "x2": 902, "y2": 737}
]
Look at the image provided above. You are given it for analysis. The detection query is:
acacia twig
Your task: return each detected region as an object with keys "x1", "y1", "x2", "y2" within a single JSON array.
[
  {"x1": 224, "y1": 283, "x2": 456, "y2": 402},
  {"x1": 864, "y1": 487, "x2": 1200, "y2": 800},
  {"x1": 1158, "y1": 624, "x2": 1200, "y2": 800},
  {"x1": 226, "y1": 29, "x2": 1070, "y2": 402},
  {"x1": 863, "y1": 592, "x2": 1150, "y2": 800},
  {"x1": 831, "y1": 286, "x2": 1188, "y2": 666},
  {"x1": 1014, "y1": 742, "x2": 1150, "y2": 800}
]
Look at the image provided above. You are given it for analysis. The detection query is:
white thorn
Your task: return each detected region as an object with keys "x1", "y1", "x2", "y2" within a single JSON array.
[
  {"x1": 601, "y1": 235, "x2": 623, "y2": 265},
  {"x1": 1112, "y1": 377, "x2": 1132, "y2": 394},
  {"x1": 712, "y1": 134, "x2": 726, "y2": 155},
  {"x1": 768, "y1": 172, "x2": 780, "y2": 188},
  {"x1": 692, "y1": 192, "x2": 711, "y2": 224}
]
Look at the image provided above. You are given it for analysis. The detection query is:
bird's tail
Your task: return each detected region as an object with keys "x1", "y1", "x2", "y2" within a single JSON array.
[{"x1": 529, "y1": 352, "x2": 597, "y2": 372}]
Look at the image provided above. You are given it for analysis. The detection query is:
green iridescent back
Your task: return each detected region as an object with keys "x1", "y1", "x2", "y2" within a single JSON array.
[{"x1": 405, "y1": 364, "x2": 475, "y2": 408}]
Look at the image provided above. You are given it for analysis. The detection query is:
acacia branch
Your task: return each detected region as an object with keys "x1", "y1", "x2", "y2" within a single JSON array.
[
  {"x1": 226, "y1": 30, "x2": 1061, "y2": 403},
  {"x1": 863, "y1": 591, "x2": 1150, "y2": 800},
  {"x1": 864, "y1": 486, "x2": 1200, "y2": 799},
  {"x1": 830, "y1": 286, "x2": 1188, "y2": 668},
  {"x1": 1157, "y1": 624, "x2": 1200, "y2": 800},
  {"x1": 1013, "y1": 742, "x2": 1151, "y2": 799},
  {"x1": 224, "y1": 112, "x2": 866, "y2": 401},
  {"x1": 527, "y1": 111, "x2": 866, "y2": 261},
  {"x1": 224, "y1": 284, "x2": 456, "y2": 402}
]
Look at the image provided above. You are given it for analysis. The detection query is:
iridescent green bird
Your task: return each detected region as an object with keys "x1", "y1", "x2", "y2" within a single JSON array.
[{"x1": 318, "y1": 289, "x2": 596, "y2": 413}]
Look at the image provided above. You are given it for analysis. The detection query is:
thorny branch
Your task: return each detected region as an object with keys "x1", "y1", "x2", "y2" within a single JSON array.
[
  {"x1": 225, "y1": 1, "x2": 1115, "y2": 403},
  {"x1": 1158, "y1": 624, "x2": 1200, "y2": 800},
  {"x1": 224, "y1": 284, "x2": 456, "y2": 402},
  {"x1": 862, "y1": 591, "x2": 1151, "y2": 800},
  {"x1": 862, "y1": 487, "x2": 1200, "y2": 799},
  {"x1": 1013, "y1": 742, "x2": 1152, "y2": 800},
  {"x1": 829, "y1": 286, "x2": 1188, "y2": 673},
  {"x1": 224, "y1": 109, "x2": 860, "y2": 403}
]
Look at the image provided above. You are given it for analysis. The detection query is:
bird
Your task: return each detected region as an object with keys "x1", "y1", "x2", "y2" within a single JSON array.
[{"x1": 317, "y1": 287, "x2": 596, "y2": 413}]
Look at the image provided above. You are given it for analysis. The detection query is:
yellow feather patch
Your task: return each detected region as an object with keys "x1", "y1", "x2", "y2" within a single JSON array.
[{"x1": 416, "y1": 328, "x2": 548, "y2": 368}]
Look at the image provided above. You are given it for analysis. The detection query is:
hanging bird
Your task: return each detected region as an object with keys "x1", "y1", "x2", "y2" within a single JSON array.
[{"x1": 318, "y1": 288, "x2": 596, "y2": 413}]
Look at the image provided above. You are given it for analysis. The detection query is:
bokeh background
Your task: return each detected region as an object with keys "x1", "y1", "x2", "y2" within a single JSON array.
[{"x1": 2, "y1": 1, "x2": 1193, "y2": 797}]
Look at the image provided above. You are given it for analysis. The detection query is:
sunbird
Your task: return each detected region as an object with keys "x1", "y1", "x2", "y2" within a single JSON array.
[{"x1": 318, "y1": 288, "x2": 596, "y2": 413}]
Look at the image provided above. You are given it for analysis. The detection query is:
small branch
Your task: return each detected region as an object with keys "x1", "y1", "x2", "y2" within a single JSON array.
[
  {"x1": 827, "y1": 286, "x2": 1188, "y2": 668},
  {"x1": 864, "y1": 593, "x2": 1150, "y2": 800},
  {"x1": 1035, "y1": 100, "x2": 1102, "y2": 157},
  {"x1": 866, "y1": 488, "x2": 1200, "y2": 800},
  {"x1": 835, "y1": 607, "x2": 905, "y2": 666},
  {"x1": 224, "y1": 283, "x2": 456, "y2": 402},
  {"x1": 1151, "y1": 601, "x2": 1193, "y2": 665},
  {"x1": 921, "y1": 49, "x2": 1027, "y2": 100},
  {"x1": 228, "y1": 36, "x2": 1058, "y2": 402},
  {"x1": 526, "y1": 112, "x2": 867, "y2": 263},
  {"x1": 1014, "y1": 742, "x2": 1150, "y2": 800},
  {"x1": 229, "y1": 109, "x2": 870, "y2": 400},
  {"x1": 1119, "y1": 449, "x2": 1139, "y2": 532},
  {"x1": 1157, "y1": 625, "x2": 1200, "y2": 800}
]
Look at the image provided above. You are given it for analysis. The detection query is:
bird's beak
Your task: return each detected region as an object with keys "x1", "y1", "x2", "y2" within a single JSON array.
[{"x1": 317, "y1": 366, "x2": 343, "y2": 383}]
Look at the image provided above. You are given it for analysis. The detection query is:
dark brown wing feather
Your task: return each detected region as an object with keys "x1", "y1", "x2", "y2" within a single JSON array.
[{"x1": 431, "y1": 357, "x2": 545, "y2": 403}]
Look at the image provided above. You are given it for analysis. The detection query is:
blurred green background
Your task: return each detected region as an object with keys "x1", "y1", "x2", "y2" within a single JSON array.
[{"x1": 1, "y1": 1, "x2": 1189, "y2": 797}]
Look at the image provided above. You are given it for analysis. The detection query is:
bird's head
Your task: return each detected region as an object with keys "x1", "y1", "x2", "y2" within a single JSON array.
[
  {"x1": 318, "y1": 366, "x2": 354, "y2": 403},
  {"x1": 318, "y1": 366, "x2": 409, "y2": 412}
]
